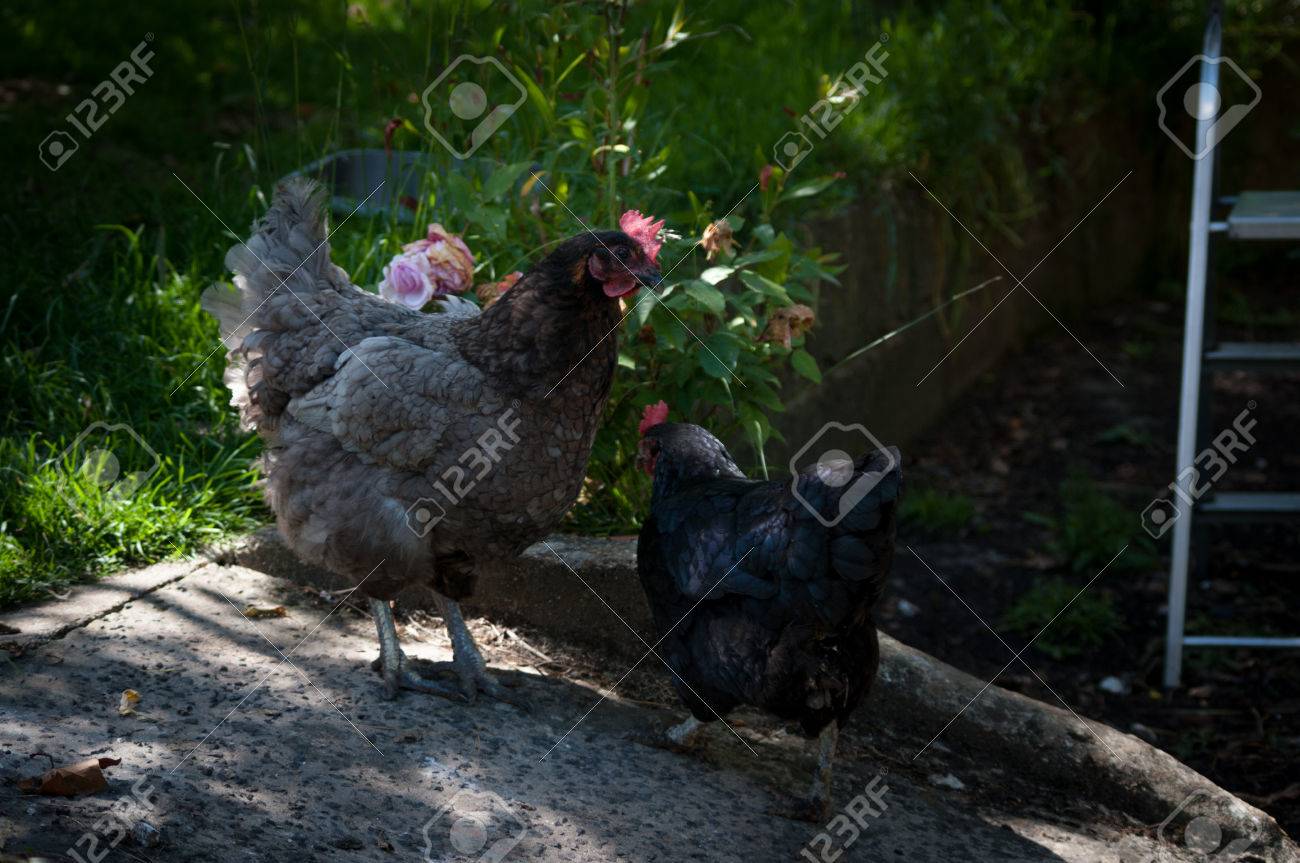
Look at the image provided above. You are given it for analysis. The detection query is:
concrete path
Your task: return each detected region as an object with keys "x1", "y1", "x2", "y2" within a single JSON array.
[{"x1": 0, "y1": 559, "x2": 1284, "y2": 862}]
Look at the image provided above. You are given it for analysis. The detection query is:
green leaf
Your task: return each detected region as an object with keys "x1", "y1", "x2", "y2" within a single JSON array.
[
  {"x1": 753, "y1": 233, "x2": 793, "y2": 283},
  {"x1": 790, "y1": 348, "x2": 822, "y2": 383},
  {"x1": 781, "y1": 176, "x2": 839, "y2": 201},
  {"x1": 732, "y1": 248, "x2": 783, "y2": 267},
  {"x1": 514, "y1": 65, "x2": 555, "y2": 129},
  {"x1": 683, "y1": 280, "x2": 726, "y2": 315},
  {"x1": 483, "y1": 161, "x2": 532, "y2": 199},
  {"x1": 697, "y1": 332, "x2": 740, "y2": 379},
  {"x1": 553, "y1": 51, "x2": 588, "y2": 90},
  {"x1": 631, "y1": 293, "x2": 655, "y2": 328},
  {"x1": 700, "y1": 266, "x2": 734, "y2": 285},
  {"x1": 738, "y1": 270, "x2": 791, "y2": 304},
  {"x1": 444, "y1": 170, "x2": 474, "y2": 211},
  {"x1": 747, "y1": 380, "x2": 785, "y2": 411},
  {"x1": 466, "y1": 204, "x2": 507, "y2": 240},
  {"x1": 650, "y1": 305, "x2": 686, "y2": 351}
]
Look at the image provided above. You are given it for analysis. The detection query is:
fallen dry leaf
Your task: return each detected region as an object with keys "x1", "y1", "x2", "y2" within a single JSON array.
[
  {"x1": 118, "y1": 689, "x2": 140, "y2": 716},
  {"x1": 243, "y1": 605, "x2": 287, "y2": 619},
  {"x1": 18, "y1": 756, "x2": 120, "y2": 797}
]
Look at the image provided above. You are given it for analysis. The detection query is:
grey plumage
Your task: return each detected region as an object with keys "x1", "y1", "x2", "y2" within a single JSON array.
[{"x1": 203, "y1": 178, "x2": 656, "y2": 611}]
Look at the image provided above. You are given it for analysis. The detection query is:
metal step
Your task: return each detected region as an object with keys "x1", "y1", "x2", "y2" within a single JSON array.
[
  {"x1": 1197, "y1": 491, "x2": 1300, "y2": 522},
  {"x1": 1184, "y1": 635, "x2": 1300, "y2": 648},
  {"x1": 1227, "y1": 191, "x2": 1300, "y2": 240},
  {"x1": 1204, "y1": 341, "x2": 1300, "y2": 370}
]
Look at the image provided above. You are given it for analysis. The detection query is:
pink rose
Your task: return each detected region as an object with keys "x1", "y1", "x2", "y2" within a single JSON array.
[{"x1": 380, "y1": 253, "x2": 434, "y2": 309}]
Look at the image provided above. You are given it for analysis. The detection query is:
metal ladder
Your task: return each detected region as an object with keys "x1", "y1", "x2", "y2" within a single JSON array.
[{"x1": 1163, "y1": 4, "x2": 1300, "y2": 687}]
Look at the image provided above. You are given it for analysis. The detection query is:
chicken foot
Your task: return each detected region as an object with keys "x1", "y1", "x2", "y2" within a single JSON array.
[
  {"x1": 625, "y1": 715, "x2": 713, "y2": 756},
  {"x1": 421, "y1": 592, "x2": 523, "y2": 707},
  {"x1": 771, "y1": 722, "x2": 838, "y2": 823},
  {"x1": 666, "y1": 716, "x2": 706, "y2": 747},
  {"x1": 369, "y1": 598, "x2": 465, "y2": 702}
]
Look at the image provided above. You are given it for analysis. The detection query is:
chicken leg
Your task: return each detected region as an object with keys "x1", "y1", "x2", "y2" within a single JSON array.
[
  {"x1": 771, "y1": 722, "x2": 838, "y2": 822},
  {"x1": 370, "y1": 596, "x2": 520, "y2": 705},
  {"x1": 428, "y1": 592, "x2": 520, "y2": 705},
  {"x1": 806, "y1": 721, "x2": 838, "y2": 819},
  {"x1": 369, "y1": 598, "x2": 464, "y2": 701}
]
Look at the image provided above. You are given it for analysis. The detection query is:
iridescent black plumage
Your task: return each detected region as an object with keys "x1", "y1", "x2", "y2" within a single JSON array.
[{"x1": 637, "y1": 422, "x2": 900, "y2": 739}]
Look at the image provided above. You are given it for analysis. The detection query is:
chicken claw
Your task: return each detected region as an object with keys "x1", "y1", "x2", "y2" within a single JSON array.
[
  {"x1": 429, "y1": 594, "x2": 527, "y2": 710},
  {"x1": 370, "y1": 599, "x2": 464, "y2": 702},
  {"x1": 625, "y1": 716, "x2": 712, "y2": 757}
]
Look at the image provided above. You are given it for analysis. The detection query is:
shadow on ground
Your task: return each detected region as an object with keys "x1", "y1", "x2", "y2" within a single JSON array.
[{"x1": 0, "y1": 560, "x2": 1238, "y2": 862}]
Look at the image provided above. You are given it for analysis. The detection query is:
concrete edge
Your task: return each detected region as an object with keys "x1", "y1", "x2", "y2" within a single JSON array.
[
  {"x1": 211, "y1": 528, "x2": 1295, "y2": 858},
  {"x1": 0, "y1": 561, "x2": 203, "y2": 653}
]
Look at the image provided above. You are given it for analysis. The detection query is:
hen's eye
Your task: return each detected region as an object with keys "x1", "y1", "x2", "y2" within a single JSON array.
[{"x1": 616, "y1": 247, "x2": 632, "y2": 260}]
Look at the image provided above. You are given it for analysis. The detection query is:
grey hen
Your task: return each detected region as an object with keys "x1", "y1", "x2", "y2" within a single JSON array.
[{"x1": 203, "y1": 179, "x2": 661, "y2": 702}]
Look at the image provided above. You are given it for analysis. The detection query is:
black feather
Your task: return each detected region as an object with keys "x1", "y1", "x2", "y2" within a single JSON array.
[{"x1": 636, "y1": 422, "x2": 901, "y2": 737}]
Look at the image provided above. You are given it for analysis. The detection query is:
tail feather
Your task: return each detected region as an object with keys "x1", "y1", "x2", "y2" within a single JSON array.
[
  {"x1": 200, "y1": 178, "x2": 332, "y2": 432},
  {"x1": 223, "y1": 178, "x2": 331, "y2": 309},
  {"x1": 793, "y1": 446, "x2": 900, "y2": 591}
]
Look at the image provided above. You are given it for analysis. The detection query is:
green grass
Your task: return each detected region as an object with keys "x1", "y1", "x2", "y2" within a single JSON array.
[
  {"x1": 0, "y1": 225, "x2": 266, "y2": 606},
  {"x1": 1003, "y1": 577, "x2": 1122, "y2": 660},
  {"x1": 900, "y1": 487, "x2": 977, "y2": 535},
  {"x1": 1095, "y1": 421, "x2": 1155, "y2": 450},
  {"x1": 5, "y1": 0, "x2": 1278, "y2": 608},
  {"x1": 1022, "y1": 472, "x2": 1157, "y2": 576}
]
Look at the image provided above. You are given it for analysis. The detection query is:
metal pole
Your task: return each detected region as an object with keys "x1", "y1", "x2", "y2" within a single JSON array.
[{"x1": 1164, "y1": 9, "x2": 1223, "y2": 688}]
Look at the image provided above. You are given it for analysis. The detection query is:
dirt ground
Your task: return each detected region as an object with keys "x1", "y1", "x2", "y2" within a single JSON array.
[
  {"x1": 0, "y1": 556, "x2": 1253, "y2": 863},
  {"x1": 880, "y1": 274, "x2": 1300, "y2": 837}
]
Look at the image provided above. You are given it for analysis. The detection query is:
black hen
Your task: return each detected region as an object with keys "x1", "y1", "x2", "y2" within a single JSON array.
[{"x1": 634, "y1": 418, "x2": 900, "y2": 820}]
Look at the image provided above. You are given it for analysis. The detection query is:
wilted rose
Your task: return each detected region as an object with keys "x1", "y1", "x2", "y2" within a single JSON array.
[
  {"x1": 760, "y1": 303, "x2": 816, "y2": 348},
  {"x1": 475, "y1": 271, "x2": 523, "y2": 308},
  {"x1": 403, "y1": 223, "x2": 475, "y2": 297},
  {"x1": 700, "y1": 219, "x2": 736, "y2": 262}
]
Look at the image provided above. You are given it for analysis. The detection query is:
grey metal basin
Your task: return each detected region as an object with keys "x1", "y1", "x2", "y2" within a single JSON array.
[{"x1": 282, "y1": 148, "x2": 432, "y2": 222}]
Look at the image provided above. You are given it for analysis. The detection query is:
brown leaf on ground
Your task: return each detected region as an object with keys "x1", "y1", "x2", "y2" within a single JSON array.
[
  {"x1": 243, "y1": 605, "x2": 287, "y2": 619},
  {"x1": 17, "y1": 756, "x2": 120, "y2": 796}
]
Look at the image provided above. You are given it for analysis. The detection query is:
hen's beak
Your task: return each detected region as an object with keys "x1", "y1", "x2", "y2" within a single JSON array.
[{"x1": 636, "y1": 268, "x2": 662, "y2": 291}]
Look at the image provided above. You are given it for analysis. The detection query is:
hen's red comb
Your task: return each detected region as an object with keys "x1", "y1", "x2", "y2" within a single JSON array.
[
  {"x1": 638, "y1": 400, "x2": 670, "y2": 436},
  {"x1": 620, "y1": 209, "x2": 665, "y2": 264}
]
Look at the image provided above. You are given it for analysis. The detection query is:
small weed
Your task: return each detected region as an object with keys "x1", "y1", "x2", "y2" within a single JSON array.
[
  {"x1": 900, "y1": 488, "x2": 977, "y2": 535},
  {"x1": 1218, "y1": 287, "x2": 1299, "y2": 330},
  {"x1": 1003, "y1": 577, "x2": 1122, "y2": 659},
  {"x1": 1121, "y1": 340, "x2": 1154, "y2": 361},
  {"x1": 1096, "y1": 422, "x2": 1155, "y2": 450},
  {"x1": 1044, "y1": 472, "x2": 1157, "y2": 574}
]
